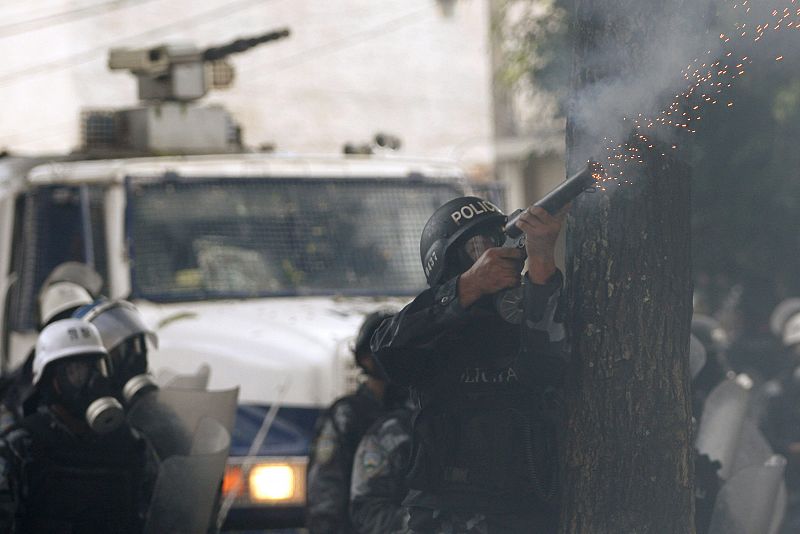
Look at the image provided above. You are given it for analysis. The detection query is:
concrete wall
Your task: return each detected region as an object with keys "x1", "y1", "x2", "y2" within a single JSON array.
[{"x1": 0, "y1": 0, "x2": 493, "y2": 167}]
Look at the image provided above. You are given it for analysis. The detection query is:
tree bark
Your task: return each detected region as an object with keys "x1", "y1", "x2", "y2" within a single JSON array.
[{"x1": 559, "y1": 1, "x2": 696, "y2": 532}]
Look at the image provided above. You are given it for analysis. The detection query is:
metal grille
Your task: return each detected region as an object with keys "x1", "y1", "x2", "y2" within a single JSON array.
[
  {"x1": 10, "y1": 185, "x2": 108, "y2": 330},
  {"x1": 81, "y1": 110, "x2": 127, "y2": 150},
  {"x1": 127, "y1": 177, "x2": 462, "y2": 301},
  {"x1": 470, "y1": 181, "x2": 508, "y2": 212}
]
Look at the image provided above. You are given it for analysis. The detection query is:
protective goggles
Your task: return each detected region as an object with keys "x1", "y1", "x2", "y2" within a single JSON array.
[
  {"x1": 53, "y1": 355, "x2": 107, "y2": 389},
  {"x1": 461, "y1": 228, "x2": 505, "y2": 262}
]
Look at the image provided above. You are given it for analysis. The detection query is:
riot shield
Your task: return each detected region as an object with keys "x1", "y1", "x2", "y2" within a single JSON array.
[
  {"x1": 695, "y1": 375, "x2": 752, "y2": 480},
  {"x1": 708, "y1": 455, "x2": 787, "y2": 534},
  {"x1": 729, "y1": 418, "x2": 774, "y2": 476},
  {"x1": 154, "y1": 364, "x2": 211, "y2": 390},
  {"x1": 128, "y1": 387, "x2": 238, "y2": 459},
  {"x1": 143, "y1": 417, "x2": 230, "y2": 534}
]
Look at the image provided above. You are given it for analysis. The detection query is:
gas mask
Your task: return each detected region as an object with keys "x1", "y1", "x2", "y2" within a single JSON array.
[
  {"x1": 109, "y1": 335, "x2": 158, "y2": 406},
  {"x1": 49, "y1": 356, "x2": 125, "y2": 434},
  {"x1": 456, "y1": 226, "x2": 527, "y2": 324},
  {"x1": 75, "y1": 300, "x2": 160, "y2": 408}
]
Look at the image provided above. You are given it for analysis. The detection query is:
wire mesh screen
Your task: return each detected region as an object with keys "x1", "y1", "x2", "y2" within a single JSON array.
[
  {"x1": 127, "y1": 177, "x2": 463, "y2": 301},
  {"x1": 10, "y1": 185, "x2": 108, "y2": 330},
  {"x1": 470, "y1": 181, "x2": 507, "y2": 212},
  {"x1": 81, "y1": 110, "x2": 127, "y2": 150}
]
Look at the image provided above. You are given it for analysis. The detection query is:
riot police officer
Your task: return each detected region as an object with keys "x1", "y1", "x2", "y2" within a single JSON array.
[
  {"x1": 349, "y1": 394, "x2": 414, "y2": 534},
  {"x1": 307, "y1": 311, "x2": 404, "y2": 534},
  {"x1": 761, "y1": 304, "x2": 800, "y2": 532},
  {"x1": 371, "y1": 197, "x2": 567, "y2": 533},
  {"x1": 73, "y1": 299, "x2": 159, "y2": 407},
  {"x1": 0, "y1": 318, "x2": 155, "y2": 533},
  {"x1": 0, "y1": 276, "x2": 96, "y2": 432}
]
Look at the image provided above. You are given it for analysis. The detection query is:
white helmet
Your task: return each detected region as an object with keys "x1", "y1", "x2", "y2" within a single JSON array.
[
  {"x1": 33, "y1": 318, "x2": 108, "y2": 386},
  {"x1": 770, "y1": 298, "x2": 800, "y2": 337},
  {"x1": 38, "y1": 281, "x2": 93, "y2": 326},
  {"x1": 783, "y1": 312, "x2": 800, "y2": 348}
]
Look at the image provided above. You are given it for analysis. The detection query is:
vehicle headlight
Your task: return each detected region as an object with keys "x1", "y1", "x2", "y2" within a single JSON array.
[{"x1": 223, "y1": 456, "x2": 307, "y2": 506}]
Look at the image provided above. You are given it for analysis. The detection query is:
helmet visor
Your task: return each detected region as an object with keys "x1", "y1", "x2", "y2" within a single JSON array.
[{"x1": 85, "y1": 302, "x2": 158, "y2": 351}]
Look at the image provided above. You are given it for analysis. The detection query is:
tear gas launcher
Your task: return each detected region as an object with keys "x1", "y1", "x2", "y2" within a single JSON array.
[
  {"x1": 504, "y1": 160, "x2": 604, "y2": 241},
  {"x1": 492, "y1": 161, "x2": 604, "y2": 323}
]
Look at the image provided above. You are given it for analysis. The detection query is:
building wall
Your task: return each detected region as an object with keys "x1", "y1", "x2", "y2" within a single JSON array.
[
  {"x1": 0, "y1": 0, "x2": 493, "y2": 167},
  {"x1": 489, "y1": 0, "x2": 567, "y2": 210}
]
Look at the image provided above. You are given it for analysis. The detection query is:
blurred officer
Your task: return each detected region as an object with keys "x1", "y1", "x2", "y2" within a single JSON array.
[
  {"x1": 307, "y1": 311, "x2": 403, "y2": 534},
  {"x1": 690, "y1": 314, "x2": 733, "y2": 422},
  {"x1": 0, "y1": 280, "x2": 95, "y2": 431},
  {"x1": 0, "y1": 319, "x2": 154, "y2": 533},
  {"x1": 762, "y1": 305, "x2": 800, "y2": 471},
  {"x1": 349, "y1": 395, "x2": 414, "y2": 534},
  {"x1": 372, "y1": 197, "x2": 567, "y2": 533},
  {"x1": 0, "y1": 260, "x2": 103, "y2": 418},
  {"x1": 760, "y1": 304, "x2": 800, "y2": 532},
  {"x1": 73, "y1": 299, "x2": 159, "y2": 407}
]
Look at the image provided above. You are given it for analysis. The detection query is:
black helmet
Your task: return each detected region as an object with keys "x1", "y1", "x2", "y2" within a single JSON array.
[{"x1": 419, "y1": 196, "x2": 505, "y2": 286}]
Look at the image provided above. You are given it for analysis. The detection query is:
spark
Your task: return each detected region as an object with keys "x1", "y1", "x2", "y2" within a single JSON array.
[{"x1": 596, "y1": 0, "x2": 796, "y2": 186}]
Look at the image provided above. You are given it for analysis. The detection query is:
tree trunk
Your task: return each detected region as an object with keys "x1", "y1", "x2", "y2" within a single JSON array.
[{"x1": 559, "y1": 1, "x2": 696, "y2": 532}]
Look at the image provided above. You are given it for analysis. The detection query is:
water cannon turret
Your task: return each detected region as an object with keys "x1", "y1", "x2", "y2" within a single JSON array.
[
  {"x1": 201, "y1": 29, "x2": 290, "y2": 61},
  {"x1": 108, "y1": 28, "x2": 290, "y2": 102},
  {"x1": 82, "y1": 29, "x2": 289, "y2": 155}
]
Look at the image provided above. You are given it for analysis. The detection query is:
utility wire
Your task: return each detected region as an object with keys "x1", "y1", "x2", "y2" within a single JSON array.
[
  {"x1": 0, "y1": 0, "x2": 162, "y2": 39},
  {"x1": 1, "y1": 1, "x2": 431, "y2": 147},
  {"x1": 243, "y1": 5, "x2": 431, "y2": 82},
  {"x1": 0, "y1": 0, "x2": 275, "y2": 87}
]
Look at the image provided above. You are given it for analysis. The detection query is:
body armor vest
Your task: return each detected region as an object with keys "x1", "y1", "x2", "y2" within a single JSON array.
[
  {"x1": 406, "y1": 313, "x2": 559, "y2": 513},
  {"x1": 14, "y1": 412, "x2": 148, "y2": 534}
]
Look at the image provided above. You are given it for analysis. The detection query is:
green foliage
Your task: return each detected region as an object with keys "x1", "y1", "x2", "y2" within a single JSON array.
[{"x1": 493, "y1": 0, "x2": 572, "y2": 105}]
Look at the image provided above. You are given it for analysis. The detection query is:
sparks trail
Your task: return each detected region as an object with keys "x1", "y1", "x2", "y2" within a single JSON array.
[{"x1": 598, "y1": 0, "x2": 797, "y2": 185}]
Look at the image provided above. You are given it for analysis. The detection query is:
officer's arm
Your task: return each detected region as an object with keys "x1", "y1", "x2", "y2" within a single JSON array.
[
  {"x1": 349, "y1": 420, "x2": 411, "y2": 534},
  {"x1": 521, "y1": 269, "x2": 568, "y2": 386},
  {"x1": 306, "y1": 409, "x2": 351, "y2": 533},
  {"x1": 371, "y1": 277, "x2": 468, "y2": 386}
]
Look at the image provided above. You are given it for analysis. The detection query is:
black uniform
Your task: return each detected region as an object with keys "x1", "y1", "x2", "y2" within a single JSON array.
[
  {"x1": 350, "y1": 403, "x2": 414, "y2": 534},
  {"x1": 306, "y1": 384, "x2": 385, "y2": 534},
  {"x1": 372, "y1": 272, "x2": 566, "y2": 533},
  {"x1": 0, "y1": 407, "x2": 155, "y2": 533},
  {"x1": 0, "y1": 351, "x2": 35, "y2": 434}
]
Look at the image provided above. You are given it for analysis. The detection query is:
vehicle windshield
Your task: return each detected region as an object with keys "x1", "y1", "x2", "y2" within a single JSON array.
[{"x1": 127, "y1": 176, "x2": 462, "y2": 301}]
